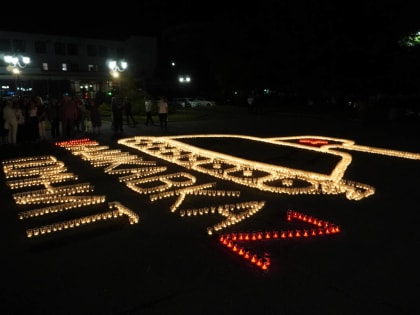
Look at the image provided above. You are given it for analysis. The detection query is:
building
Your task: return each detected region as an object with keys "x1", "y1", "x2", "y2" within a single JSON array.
[{"x1": 0, "y1": 31, "x2": 157, "y2": 99}]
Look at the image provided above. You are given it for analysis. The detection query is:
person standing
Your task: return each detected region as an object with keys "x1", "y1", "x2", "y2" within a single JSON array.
[
  {"x1": 124, "y1": 96, "x2": 136, "y2": 126},
  {"x1": 61, "y1": 94, "x2": 77, "y2": 139},
  {"x1": 2, "y1": 100, "x2": 18, "y2": 145},
  {"x1": 111, "y1": 93, "x2": 124, "y2": 134},
  {"x1": 72, "y1": 95, "x2": 83, "y2": 133},
  {"x1": 158, "y1": 96, "x2": 168, "y2": 129},
  {"x1": 90, "y1": 98, "x2": 102, "y2": 136},
  {"x1": 27, "y1": 98, "x2": 40, "y2": 142},
  {"x1": 48, "y1": 97, "x2": 61, "y2": 139},
  {"x1": 144, "y1": 97, "x2": 154, "y2": 126},
  {"x1": 15, "y1": 100, "x2": 25, "y2": 144},
  {"x1": 35, "y1": 96, "x2": 47, "y2": 140}
]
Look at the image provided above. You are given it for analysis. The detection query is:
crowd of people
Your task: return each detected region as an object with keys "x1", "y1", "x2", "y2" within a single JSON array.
[
  {"x1": 1, "y1": 93, "x2": 171, "y2": 145},
  {"x1": 0, "y1": 93, "x2": 103, "y2": 145}
]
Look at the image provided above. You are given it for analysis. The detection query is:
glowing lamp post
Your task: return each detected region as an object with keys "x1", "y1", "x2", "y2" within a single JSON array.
[
  {"x1": 108, "y1": 60, "x2": 127, "y2": 78},
  {"x1": 3, "y1": 55, "x2": 30, "y2": 95},
  {"x1": 107, "y1": 59, "x2": 127, "y2": 92},
  {"x1": 178, "y1": 75, "x2": 191, "y2": 84},
  {"x1": 4, "y1": 55, "x2": 30, "y2": 69}
]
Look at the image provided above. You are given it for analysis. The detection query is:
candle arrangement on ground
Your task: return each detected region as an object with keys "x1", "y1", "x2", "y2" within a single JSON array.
[
  {"x1": 2, "y1": 153, "x2": 139, "y2": 239},
  {"x1": 218, "y1": 210, "x2": 341, "y2": 271},
  {"x1": 3, "y1": 133, "x2": 418, "y2": 272}
]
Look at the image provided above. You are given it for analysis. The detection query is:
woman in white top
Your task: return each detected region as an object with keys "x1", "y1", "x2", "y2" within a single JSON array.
[
  {"x1": 157, "y1": 96, "x2": 168, "y2": 129},
  {"x1": 144, "y1": 97, "x2": 155, "y2": 126},
  {"x1": 3, "y1": 100, "x2": 18, "y2": 144}
]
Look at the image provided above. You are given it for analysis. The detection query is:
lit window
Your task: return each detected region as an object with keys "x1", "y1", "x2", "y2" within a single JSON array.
[{"x1": 88, "y1": 64, "x2": 97, "y2": 72}]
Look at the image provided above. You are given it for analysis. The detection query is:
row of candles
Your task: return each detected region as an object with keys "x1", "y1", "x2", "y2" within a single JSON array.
[
  {"x1": 24, "y1": 202, "x2": 139, "y2": 238},
  {"x1": 218, "y1": 210, "x2": 341, "y2": 271},
  {"x1": 27, "y1": 209, "x2": 121, "y2": 238},
  {"x1": 150, "y1": 187, "x2": 240, "y2": 202},
  {"x1": 206, "y1": 201, "x2": 266, "y2": 235},
  {"x1": 18, "y1": 196, "x2": 106, "y2": 219},
  {"x1": 6, "y1": 173, "x2": 79, "y2": 189},
  {"x1": 12, "y1": 182, "x2": 95, "y2": 205}
]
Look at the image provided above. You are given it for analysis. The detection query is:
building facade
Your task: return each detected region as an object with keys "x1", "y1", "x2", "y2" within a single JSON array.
[{"x1": 0, "y1": 31, "x2": 157, "y2": 99}]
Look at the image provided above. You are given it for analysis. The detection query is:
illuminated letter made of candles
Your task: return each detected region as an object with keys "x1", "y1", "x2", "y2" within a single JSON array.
[
  {"x1": 117, "y1": 134, "x2": 420, "y2": 201},
  {"x1": 2, "y1": 155, "x2": 139, "y2": 239},
  {"x1": 56, "y1": 139, "x2": 263, "y2": 234},
  {"x1": 219, "y1": 210, "x2": 341, "y2": 271}
]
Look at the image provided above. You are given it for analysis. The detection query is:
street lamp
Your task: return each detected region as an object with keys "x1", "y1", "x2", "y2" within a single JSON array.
[
  {"x1": 3, "y1": 55, "x2": 30, "y2": 95},
  {"x1": 178, "y1": 75, "x2": 191, "y2": 84},
  {"x1": 108, "y1": 59, "x2": 127, "y2": 78},
  {"x1": 4, "y1": 55, "x2": 30, "y2": 69}
]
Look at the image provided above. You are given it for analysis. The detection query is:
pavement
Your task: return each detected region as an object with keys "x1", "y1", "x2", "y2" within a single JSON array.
[{"x1": 1, "y1": 108, "x2": 419, "y2": 315}]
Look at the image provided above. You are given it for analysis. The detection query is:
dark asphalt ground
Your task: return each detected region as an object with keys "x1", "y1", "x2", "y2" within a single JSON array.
[{"x1": 1, "y1": 108, "x2": 419, "y2": 315}]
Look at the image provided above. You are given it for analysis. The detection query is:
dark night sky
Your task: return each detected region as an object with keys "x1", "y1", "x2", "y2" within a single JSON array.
[
  {"x1": 0, "y1": 1, "x2": 221, "y2": 39},
  {"x1": 0, "y1": 1, "x2": 417, "y2": 40},
  {"x1": 2, "y1": 0, "x2": 420, "y2": 96}
]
